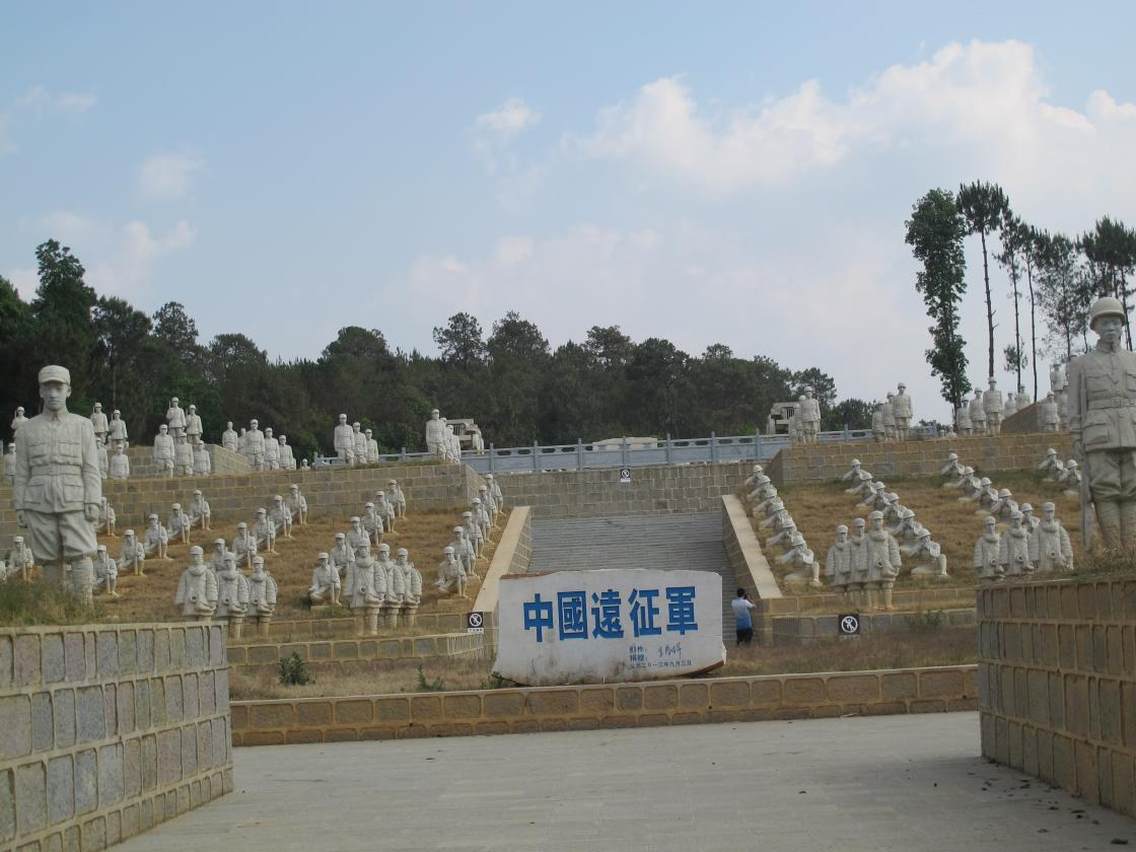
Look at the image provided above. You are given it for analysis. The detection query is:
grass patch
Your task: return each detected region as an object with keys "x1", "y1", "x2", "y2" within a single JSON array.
[{"x1": 0, "y1": 579, "x2": 101, "y2": 627}]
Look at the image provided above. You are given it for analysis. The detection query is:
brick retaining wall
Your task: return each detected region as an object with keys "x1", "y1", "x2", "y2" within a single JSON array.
[
  {"x1": 496, "y1": 463, "x2": 748, "y2": 519},
  {"x1": 228, "y1": 632, "x2": 485, "y2": 678},
  {"x1": 978, "y1": 578, "x2": 1136, "y2": 817},
  {"x1": 230, "y1": 664, "x2": 976, "y2": 745},
  {"x1": 0, "y1": 461, "x2": 481, "y2": 543},
  {"x1": 0, "y1": 623, "x2": 233, "y2": 850}
]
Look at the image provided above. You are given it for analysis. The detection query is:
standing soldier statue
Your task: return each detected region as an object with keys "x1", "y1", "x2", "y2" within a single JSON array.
[
  {"x1": 12, "y1": 366, "x2": 102, "y2": 604},
  {"x1": 1068, "y1": 296, "x2": 1136, "y2": 549}
]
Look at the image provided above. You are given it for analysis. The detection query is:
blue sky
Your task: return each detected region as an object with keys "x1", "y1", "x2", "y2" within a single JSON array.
[{"x1": 3, "y1": 1, "x2": 1135, "y2": 422}]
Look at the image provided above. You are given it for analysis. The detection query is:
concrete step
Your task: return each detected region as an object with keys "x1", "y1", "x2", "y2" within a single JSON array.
[{"x1": 532, "y1": 512, "x2": 737, "y2": 643}]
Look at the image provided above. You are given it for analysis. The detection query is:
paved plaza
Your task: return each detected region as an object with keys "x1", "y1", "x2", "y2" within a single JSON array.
[{"x1": 121, "y1": 712, "x2": 1133, "y2": 851}]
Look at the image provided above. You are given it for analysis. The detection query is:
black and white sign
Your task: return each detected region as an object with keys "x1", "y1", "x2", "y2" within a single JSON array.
[
  {"x1": 838, "y1": 613, "x2": 861, "y2": 635},
  {"x1": 466, "y1": 612, "x2": 485, "y2": 634},
  {"x1": 619, "y1": 467, "x2": 632, "y2": 484}
]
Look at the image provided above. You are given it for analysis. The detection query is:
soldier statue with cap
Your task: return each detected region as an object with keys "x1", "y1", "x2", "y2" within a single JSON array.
[
  {"x1": 12, "y1": 365, "x2": 102, "y2": 604},
  {"x1": 1068, "y1": 296, "x2": 1136, "y2": 549}
]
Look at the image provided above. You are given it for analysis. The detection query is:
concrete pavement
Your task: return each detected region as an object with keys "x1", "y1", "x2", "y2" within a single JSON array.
[{"x1": 119, "y1": 712, "x2": 1134, "y2": 851}]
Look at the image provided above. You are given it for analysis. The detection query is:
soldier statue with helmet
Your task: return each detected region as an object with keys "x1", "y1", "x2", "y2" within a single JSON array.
[
  {"x1": 1068, "y1": 296, "x2": 1136, "y2": 549},
  {"x1": 12, "y1": 365, "x2": 102, "y2": 604}
]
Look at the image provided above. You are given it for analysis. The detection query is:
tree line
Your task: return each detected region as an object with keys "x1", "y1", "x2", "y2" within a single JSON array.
[
  {"x1": 0, "y1": 240, "x2": 869, "y2": 461},
  {"x1": 906, "y1": 182, "x2": 1136, "y2": 411}
]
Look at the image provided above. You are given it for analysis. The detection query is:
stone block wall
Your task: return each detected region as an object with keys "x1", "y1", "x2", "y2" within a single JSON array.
[
  {"x1": 0, "y1": 623, "x2": 233, "y2": 850},
  {"x1": 0, "y1": 461, "x2": 481, "y2": 543},
  {"x1": 1002, "y1": 402, "x2": 1044, "y2": 434},
  {"x1": 124, "y1": 445, "x2": 252, "y2": 479},
  {"x1": 771, "y1": 432, "x2": 1073, "y2": 486},
  {"x1": 228, "y1": 631, "x2": 485, "y2": 679},
  {"x1": 978, "y1": 578, "x2": 1136, "y2": 817},
  {"x1": 769, "y1": 607, "x2": 976, "y2": 645},
  {"x1": 497, "y1": 462, "x2": 748, "y2": 519},
  {"x1": 230, "y1": 664, "x2": 976, "y2": 745}
]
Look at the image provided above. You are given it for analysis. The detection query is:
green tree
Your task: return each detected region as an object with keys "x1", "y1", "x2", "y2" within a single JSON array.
[
  {"x1": 432, "y1": 312, "x2": 486, "y2": 365},
  {"x1": 486, "y1": 312, "x2": 550, "y2": 444},
  {"x1": 32, "y1": 240, "x2": 97, "y2": 399},
  {"x1": 826, "y1": 398, "x2": 874, "y2": 431},
  {"x1": 957, "y1": 181, "x2": 1010, "y2": 378},
  {"x1": 91, "y1": 296, "x2": 153, "y2": 423},
  {"x1": 905, "y1": 188, "x2": 971, "y2": 409},
  {"x1": 1036, "y1": 232, "x2": 1092, "y2": 359},
  {"x1": 1080, "y1": 217, "x2": 1136, "y2": 349},
  {"x1": 0, "y1": 276, "x2": 34, "y2": 427},
  {"x1": 997, "y1": 212, "x2": 1029, "y2": 393}
]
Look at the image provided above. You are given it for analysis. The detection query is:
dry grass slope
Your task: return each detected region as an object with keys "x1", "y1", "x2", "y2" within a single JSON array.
[
  {"x1": 2, "y1": 508, "x2": 507, "y2": 627},
  {"x1": 748, "y1": 469, "x2": 1083, "y2": 593}
]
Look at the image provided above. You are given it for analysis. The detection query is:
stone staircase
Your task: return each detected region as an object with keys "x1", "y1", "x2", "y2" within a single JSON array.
[{"x1": 531, "y1": 513, "x2": 736, "y2": 642}]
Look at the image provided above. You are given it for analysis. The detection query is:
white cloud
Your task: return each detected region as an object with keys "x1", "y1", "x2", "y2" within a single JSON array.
[
  {"x1": 474, "y1": 97, "x2": 540, "y2": 139},
  {"x1": 20, "y1": 210, "x2": 197, "y2": 299},
  {"x1": 17, "y1": 85, "x2": 96, "y2": 114},
  {"x1": 572, "y1": 40, "x2": 1136, "y2": 199},
  {"x1": 86, "y1": 220, "x2": 196, "y2": 295},
  {"x1": 470, "y1": 98, "x2": 543, "y2": 187},
  {"x1": 138, "y1": 153, "x2": 204, "y2": 201}
]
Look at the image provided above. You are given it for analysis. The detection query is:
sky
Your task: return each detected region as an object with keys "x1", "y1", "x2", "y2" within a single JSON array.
[{"x1": 2, "y1": 1, "x2": 1135, "y2": 427}]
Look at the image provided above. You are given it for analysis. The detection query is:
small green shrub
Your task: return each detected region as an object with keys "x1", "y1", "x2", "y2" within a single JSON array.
[
  {"x1": 278, "y1": 653, "x2": 313, "y2": 686},
  {"x1": 416, "y1": 664, "x2": 446, "y2": 692}
]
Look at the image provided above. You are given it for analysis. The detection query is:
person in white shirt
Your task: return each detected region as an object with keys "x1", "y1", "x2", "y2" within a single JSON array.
[{"x1": 730, "y1": 588, "x2": 756, "y2": 646}]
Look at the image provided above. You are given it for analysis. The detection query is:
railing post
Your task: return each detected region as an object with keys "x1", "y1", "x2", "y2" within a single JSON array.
[
  {"x1": 710, "y1": 431, "x2": 718, "y2": 464},
  {"x1": 665, "y1": 433, "x2": 672, "y2": 465},
  {"x1": 755, "y1": 431, "x2": 762, "y2": 460},
  {"x1": 400, "y1": 446, "x2": 407, "y2": 460},
  {"x1": 843, "y1": 424, "x2": 850, "y2": 442},
  {"x1": 488, "y1": 444, "x2": 495, "y2": 474},
  {"x1": 576, "y1": 438, "x2": 583, "y2": 471},
  {"x1": 621, "y1": 437, "x2": 629, "y2": 468},
  {"x1": 533, "y1": 440, "x2": 539, "y2": 472}
]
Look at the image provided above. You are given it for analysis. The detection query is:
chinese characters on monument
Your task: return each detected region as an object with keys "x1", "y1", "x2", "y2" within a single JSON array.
[{"x1": 493, "y1": 569, "x2": 725, "y2": 685}]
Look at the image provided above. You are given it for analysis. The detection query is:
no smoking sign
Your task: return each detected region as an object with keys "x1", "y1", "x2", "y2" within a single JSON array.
[{"x1": 838, "y1": 613, "x2": 861, "y2": 635}]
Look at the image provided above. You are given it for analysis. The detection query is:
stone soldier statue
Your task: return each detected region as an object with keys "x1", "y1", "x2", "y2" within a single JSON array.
[
  {"x1": 107, "y1": 409, "x2": 128, "y2": 448},
  {"x1": 10, "y1": 406, "x2": 28, "y2": 435},
  {"x1": 893, "y1": 383, "x2": 913, "y2": 440},
  {"x1": 882, "y1": 392, "x2": 897, "y2": 441},
  {"x1": 12, "y1": 366, "x2": 102, "y2": 603},
  {"x1": 185, "y1": 404, "x2": 203, "y2": 445},
  {"x1": 425, "y1": 409, "x2": 446, "y2": 456},
  {"x1": 1068, "y1": 296, "x2": 1136, "y2": 548},
  {"x1": 983, "y1": 378, "x2": 1004, "y2": 435},
  {"x1": 90, "y1": 402, "x2": 109, "y2": 445},
  {"x1": 333, "y1": 413, "x2": 354, "y2": 463},
  {"x1": 969, "y1": 387, "x2": 987, "y2": 435},
  {"x1": 221, "y1": 421, "x2": 238, "y2": 452},
  {"x1": 166, "y1": 397, "x2": 187, "y2": 438},
  {"x1": 955, "y1": 401, "x2": 972, "y2": 436},
  {"x1": 801, "y1": 389, "x2": 821, "y2": 443},
  {"x1": 1040, "y1": 392, "x2": 1060, "y2": 432}
]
